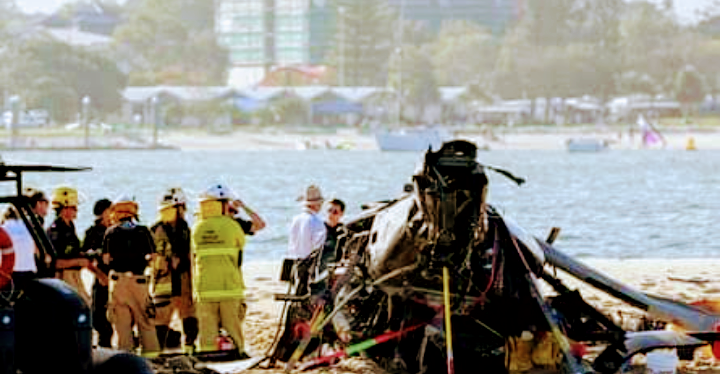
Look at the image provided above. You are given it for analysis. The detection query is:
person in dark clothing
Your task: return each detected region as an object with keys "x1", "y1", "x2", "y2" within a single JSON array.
[
  {"x1": 23, "y1": 187, "x2": 49, "y2": 226},
  {"x1": 82, "y1": 198, "x2": 114, "y2": 348},
  {"x1": 229, "y1": 198, "x2": 265, "y2": 235},
  {"x1": 48, "y1": 186, "x2": 89, "y2": 304},
  {"x1": 104, "y1": 195, "x2": 160, "y2": 355},
  {"x1": 324, "y1": 199, "x2": 345, "y2": 254},
  {"x1": 18, "y1": 188, "x2": 52, "y2": 277},
  {"x1": 228, "y1": 198, "x2": 265, "y2": 267},
  {"x1": 320, "y1": 199, "x2": 345, "y2": 272}
]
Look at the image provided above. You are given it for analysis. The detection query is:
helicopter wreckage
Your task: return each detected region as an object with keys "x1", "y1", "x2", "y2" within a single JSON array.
[{"x1": 268, "y1": 140, "x2": 720, "y2": 374}]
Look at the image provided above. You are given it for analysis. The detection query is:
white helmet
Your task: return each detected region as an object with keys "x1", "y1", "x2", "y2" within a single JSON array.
[
  {"x1": 199, "y1": 183, "x2": 235, "y2": 202},
  {"x1": 159, "y1": 187, "x2": 187, "y2": 211}
]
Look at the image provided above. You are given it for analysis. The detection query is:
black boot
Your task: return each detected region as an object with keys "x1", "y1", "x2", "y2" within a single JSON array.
[
  {"x1": 182, "y1": 317, "x2": 198, "y2": 347},
  {"x1": 156, "y1": 325, "x2": 169, "y2": 350}
]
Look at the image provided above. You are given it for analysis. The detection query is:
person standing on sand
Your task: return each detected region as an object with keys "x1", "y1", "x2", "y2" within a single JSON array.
[
  {"x1": 2, "y1": 206, "x2": 37, "y2": 288},
  {"x1": 192, "y1": 184, "x2": 250, "y2": 359},
  {"x1": 82, "y1": 198, "x2": 114, "y2": 348},
  {"x1": 48, "y1": 186, "x2": 90, "y2": 304},
  {"x1": 151, "y1": 187, "x2": 198, "y2": 354},
  {"x1": 228, "y1": 197, "x2": 266, "y2": 236},
  {"x1": 320, "y1": 199, "x2": 345, "y2": 272},
  {"x1": 5, "y1": 188, "x2": 50, "y2": 281},
  {"x1": 104, "y1": 195, "x2": 160, "y2": 356},
  {"x1": 287, "y1": 185, "x2": 326, "y2": 295},
  {"x1": 23, "y1": 187, "x2": 49, "y2": 226}
]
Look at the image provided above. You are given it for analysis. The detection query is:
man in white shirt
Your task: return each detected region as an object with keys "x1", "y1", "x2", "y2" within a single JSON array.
[
  {"x1": 288, "y1": 185, "x2": 326, "y2": 260},
  {"x1": 287, "y1": 185, "x2": 326, "y2": 295},
  {"x1": 2, "y1": 208, "x2": 38, "y2": 286}
]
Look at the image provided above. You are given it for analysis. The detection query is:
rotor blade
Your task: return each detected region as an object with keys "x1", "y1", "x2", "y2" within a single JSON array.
[
  {"x1": 541, "y1": 240, "x2": 720, "y2": 332},
  {"x1": 0, "y1": 165, "x2": 91, "y2": 173}
]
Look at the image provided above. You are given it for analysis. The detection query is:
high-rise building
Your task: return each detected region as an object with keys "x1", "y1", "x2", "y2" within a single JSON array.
[
  {"x1": 216, "y1": 0, "x2": 522, "y2": 87},
  {"x1": 216, "y1": 0, "x2": 335, "y2": 86}
]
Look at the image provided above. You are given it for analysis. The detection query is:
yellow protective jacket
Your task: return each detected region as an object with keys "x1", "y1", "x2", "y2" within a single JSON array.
[{"x1": 191, "y1": 215, "x2": 246, "y2": 303}]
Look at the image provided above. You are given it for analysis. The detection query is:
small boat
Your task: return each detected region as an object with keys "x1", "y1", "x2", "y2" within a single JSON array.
[
  {"x1": 566, "y1": 138, "x2": 609, "y2": 152},
  {"x1": 375, "y1": 126, "x2": 452, "y2": 152}
]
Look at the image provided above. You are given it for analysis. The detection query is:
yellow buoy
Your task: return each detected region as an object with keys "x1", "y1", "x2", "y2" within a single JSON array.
[{"x1": 686, "y1": 136, "x2": 697, "y2": 151}]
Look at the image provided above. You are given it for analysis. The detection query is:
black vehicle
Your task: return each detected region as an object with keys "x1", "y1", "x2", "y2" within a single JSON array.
[
  {"x1": 269, "y1": 140, "x2": 720, "y2": 374},
  {"x1": 0, "y1": 161, "x2": 151, "y2": 374}
]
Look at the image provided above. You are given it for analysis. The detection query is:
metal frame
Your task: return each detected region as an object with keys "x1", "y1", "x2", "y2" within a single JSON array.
[{"x1": 0, "y1": 163, "x2": 90, "y2": 277}]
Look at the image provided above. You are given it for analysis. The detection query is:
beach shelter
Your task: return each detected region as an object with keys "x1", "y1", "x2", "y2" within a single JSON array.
[{"x1": 311, "y1": 90, "x2": 364, "y2": 115}]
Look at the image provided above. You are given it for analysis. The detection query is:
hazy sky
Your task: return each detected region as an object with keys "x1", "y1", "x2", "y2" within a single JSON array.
[
  {"x1": 17, "y1": 0, "x2": 70, "y2": 14},
  {"x1": 14, "y1": 0, "x2": 717, "y2": 23}
]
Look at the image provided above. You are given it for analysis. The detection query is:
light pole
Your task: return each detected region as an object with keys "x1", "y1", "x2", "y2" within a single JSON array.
[
  {"x1": 151, "y1": 96, "x2": 159, "y2": 148},
  {"x1": 8, "y1": 96, "x2": 19, "y2": 148},
  {"x1": 82, "y1": 96, "x2": 91, "y2": 148},
  {"x1": 338, "y1": 6, "x2": 346, "y2": 87},
  {"x1": 395, "y1": 0, "x2": 405, "y2": 128}
]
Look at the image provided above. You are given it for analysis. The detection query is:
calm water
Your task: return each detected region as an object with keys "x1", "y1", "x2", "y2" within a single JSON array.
[{"x1": 2, "y1": 149, "x2": 719, "y2": 261}]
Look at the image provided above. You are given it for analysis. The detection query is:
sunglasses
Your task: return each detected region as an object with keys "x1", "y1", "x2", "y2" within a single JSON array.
[{"x1": 328, "y1": 208, "x2": 342, "y2": 215}]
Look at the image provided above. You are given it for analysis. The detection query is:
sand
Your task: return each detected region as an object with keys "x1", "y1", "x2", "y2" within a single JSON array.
[
  {"x1": 76, "y1": 257, "x2": 720, "y2": 373},
  {"x1": 159, "y1": 127, "x2": 720, "y2": 151},
  {"x1": 232, "y1": 258, "x2": 720, "y2": 374}
]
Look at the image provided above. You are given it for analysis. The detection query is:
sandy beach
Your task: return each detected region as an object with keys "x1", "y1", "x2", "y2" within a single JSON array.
[
  {"x1": 228, "y1": 258, "x2": 720, "y2": 374},
  {"x1": 160, "y1": 127, "x2": 720, "y2": 151},
  {"x1": 74, "y1": 253, "x2": 720, "y2": 373}
]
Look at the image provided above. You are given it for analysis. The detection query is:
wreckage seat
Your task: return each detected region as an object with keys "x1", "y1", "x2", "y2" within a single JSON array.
[{"x1": 13, "y1": 278, "x2": 93, "y2": 374}]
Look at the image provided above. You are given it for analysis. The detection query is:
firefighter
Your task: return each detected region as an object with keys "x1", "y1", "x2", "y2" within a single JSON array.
[
  {"x1": 48, "y1": 186, "x2": 90, "y2": 304},
  {"x1": 82, "y1": 198, "x2": 114, "y2": 348},
  {"x1": 104, "y1": 195, "x2": 160, "y2": 356},
  {"x1": 151, "y1": 187, "x2": 198, "y2": 353},
  {"x1": 192, "y1": 184, "x2": 250, "y2": 359}
]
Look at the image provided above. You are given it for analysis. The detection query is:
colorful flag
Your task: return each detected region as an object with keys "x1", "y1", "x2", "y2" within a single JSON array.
[{"x1": 637, "y1": 114, "x2": 666, "y2": 148}]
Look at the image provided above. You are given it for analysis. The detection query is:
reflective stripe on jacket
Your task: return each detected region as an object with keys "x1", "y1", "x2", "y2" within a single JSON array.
[{"x1": 191, "y1": 216, "x2": 245, "y2": 303}]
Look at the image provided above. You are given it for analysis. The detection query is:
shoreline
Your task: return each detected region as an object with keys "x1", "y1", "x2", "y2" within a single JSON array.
[
  {"x1": 159, "y1": 127, "x2": 720, "y2": 152},
  {"x1": 2, "y1": 126, "x2": 719, "y2": 152}
]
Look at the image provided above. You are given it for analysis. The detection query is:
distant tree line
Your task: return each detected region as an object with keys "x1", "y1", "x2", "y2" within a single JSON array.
[
  {"x1": 0, "y1": 0, "x2": 227, "y2": 123},
  {"x1": 330, "y1": 0, "x2": 720, "y2": 121}
]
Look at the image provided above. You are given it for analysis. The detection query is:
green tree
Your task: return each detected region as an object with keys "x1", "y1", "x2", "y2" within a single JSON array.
[
  {"x1": 0, "y1": 0, "x2": 19, "y2": 46},
  {"x1": 2, "y1": 38, "x2": 126, "y2": 122},
  {"x1": 490, "y1": 0, "x2": 623, "y2": 114},
  {"x1": 618, "y1": 71, "x2": 660, "y2": 98},
  {"x1": 113, "y1": 0, "x2": 228, "y2": 86},
  {"x1": 388, "y1": 44, "x2": 439, "y2": 123},
  {"x1": 675, "y1": 66, "x2": 706, "y2": 118},
  {"x1": 430, "y1": 20, "x2": 497, "y2": 86},
  {"x1": 689, "y1": 39, "x2": 720, "y2": 95},
  {"x1": 619, "y1": 1, "x2": 690, "y2": 92},
  {"x1": 398, "y1": 19, "x2": 434, "y2": 47},
  {"x1": 523, "y1": 0, "x2": 577, "y2": 46},
  {"x1": 329, "y1": 0, "x2": 397, "y2": 86}
]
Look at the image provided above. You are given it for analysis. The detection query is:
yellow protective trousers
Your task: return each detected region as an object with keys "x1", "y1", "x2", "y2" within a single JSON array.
[
  {"x1": 61, "y1": 269, "x2": 91, "y2": 305},
  {"x1": 197, "y1": 300, "x2": 246, "y2": 354},
  {"x1": 154, "y1": 271, "x2": 195, "y2": 325},
  {"x1": 108, "y1": 274, "x2": 160, "y2": 355}
]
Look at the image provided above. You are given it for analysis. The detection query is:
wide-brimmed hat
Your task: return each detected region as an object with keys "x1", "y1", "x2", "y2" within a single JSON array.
[{"x1": 297, "y1": 185, "x2": 324, "y2": 204}]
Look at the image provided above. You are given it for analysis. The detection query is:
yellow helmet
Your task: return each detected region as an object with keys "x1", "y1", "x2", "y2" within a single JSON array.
[
  {"x1": 51, "y1": 186, "x2": 79, "y2": 209},
  {"x1": 112, "y1": 194, "x2": 139, "y2": 220}
]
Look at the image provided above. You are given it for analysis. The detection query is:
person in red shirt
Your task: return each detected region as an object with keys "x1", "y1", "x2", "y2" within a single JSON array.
[{"x1": 0, "y1": 226, "x2": 16, "y2": 290}]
